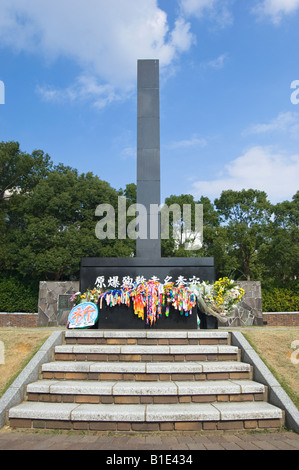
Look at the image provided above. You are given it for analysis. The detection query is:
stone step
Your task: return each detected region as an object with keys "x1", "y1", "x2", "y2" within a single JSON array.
[
  {"x1": 26, "y1": 379, "x2": 266, "y2": 404},
  {"x1": 8, "y1": 330, "x2": 285, "y2": 433},
  {"x1": 9, "y1": 400, "x2": 284, "y2": 432},
  {"x1": 42, "y1": 360, "x2": 252, "y2": 381},
  {"x1": 54, "y1": 344, "x2": 239, "y2": 362},
  {"x1": 65, "y1": 330, "x2": 230, "y2": 346}
]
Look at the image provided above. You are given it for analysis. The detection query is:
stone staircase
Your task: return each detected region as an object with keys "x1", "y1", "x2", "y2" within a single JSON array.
[{"x1": 8, "y1": 330, "x2": 285, "y2": 432}]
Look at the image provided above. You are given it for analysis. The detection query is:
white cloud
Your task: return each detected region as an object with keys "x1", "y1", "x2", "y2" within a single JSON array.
[
  {"x1": 253, "y1": 0, "x2": 299, "y2": 23},
  {"x1": 37, "y1": 75, "x2": 121, "y2": 109},
  {"x1": 0, "y1": 0, "x2": 194, "y2": 106},
  {"x1": 168, "y1": 134, "x2": 207, "y2": 149},
  {"x1": 192, "y1": 146, "x2": 299, "y2": 202},
  {"x1": 244, "y1": 111, "x2": 299, "y2": 137},
  {"x1": 179, "y1": 0, "x2": 234, "y2": 27},
  {"x1": 205, "y1": 53, "x2": 228, "y2": 69},
  {"x1": 120, "y1": 146, "x2": 136, "y2": 160},
  {"x1": 180, "y1": 0, "x2": 219, "y2": 17}
]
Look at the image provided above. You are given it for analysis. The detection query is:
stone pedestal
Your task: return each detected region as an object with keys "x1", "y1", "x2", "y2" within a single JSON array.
[{"x1": 38, "y1": 281, "x2": 79, "y2": 327}]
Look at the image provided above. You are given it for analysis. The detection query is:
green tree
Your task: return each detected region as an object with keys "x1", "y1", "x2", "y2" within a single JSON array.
[
  {"x1": 214, "y1": 189, "x2": 273, "y2": 280},
  {"x1": 0, "y1": 141, "x2": 52, "y2": 200},
  {"x1": 13, "y1": 169, "x2": 134, "y2": 280},
  {"x1": 161, "y1": 194, "x2": 202, "y2": 257},
  {"x1": 0, "y1": 142, "x2": 52, "y2": 271},
  {"x1": 260, "y1": 191, "x2": 299, "y2": 284}
]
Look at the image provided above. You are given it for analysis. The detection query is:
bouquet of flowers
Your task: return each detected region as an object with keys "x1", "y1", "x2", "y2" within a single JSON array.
[
  {"x1": 70, "y1": 287, "x2": 102, "y2": 306},
  {"x1": 190, "y1": 277, "x2": 245, "y2": 323}
]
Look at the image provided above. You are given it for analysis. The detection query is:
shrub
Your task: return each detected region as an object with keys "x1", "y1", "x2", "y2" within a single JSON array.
[
  {"x1": 0, "y1": 274, "x2": 39, "y2": 312},
  {"x1": 262, "y1": 285, "x2": 299, "y2": 312}
]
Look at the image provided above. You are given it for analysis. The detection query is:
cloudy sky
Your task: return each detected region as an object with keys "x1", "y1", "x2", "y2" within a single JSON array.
[{"x1": 0, "y1": 0, "x2": 299, "y2": 204}]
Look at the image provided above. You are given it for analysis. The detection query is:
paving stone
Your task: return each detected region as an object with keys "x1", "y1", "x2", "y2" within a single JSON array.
[
  {"x1": 231, "y1": 379, "x2": 265, "y2": 393},
  {"x1": 1, "y1": 430, "x2": 299, "y2": 450},
  {"x1": 104, "y1": 331, "x2": 147, "y2": 338},
  {"x1": 213, "y1": 401, "x2": 283, "y2": 420},
  {"x1": 120, "y1": 345, "x2": 170, "y2": 354},
  {"x1": 175, "y1": 380, "x2": 257, "y2": 395},
  {"x1": 42, "y1": 361, "x2": 94, "y2": 372},
  {"x1": 65, "y1": 330, "x2": 105, "y2": 338},
  {"x1": 169, "y1": 345, "x2": 218, "y2": 354},
  {"x1": 71, "y1": 404, "x2": 146, "y2": 422},
  {"x1": 29, "y1": 380, "x2": 116, "y2": 396},
  {"x1": 90, "y1": 362, "x2": 146, "y2": 373},
  {"x1": 146, "y1": 362, "x2": 203, "y2": 373},
  {"x1": 112, "y1": 381, "x2": 178, "y2": 396},
  {"x1": 201, "y1": 361, "x2": 250, "y2": 372},
  {"x1": 146, "y1": 331, "x2": 188, "y2": 338},
  {"x1": 146, "y1": 403, "x2": 220, "y2": 422},
  {"x1": 9, "y1": 402, "x2": 77, "y2": 420},
  {"x1": 187, "y1": 331, "x2": 229, "y2": 339}
]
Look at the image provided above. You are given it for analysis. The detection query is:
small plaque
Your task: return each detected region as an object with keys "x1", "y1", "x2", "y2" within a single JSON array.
[{"x1": 58, "y1": 295, "x2": 73, "y2": 310}]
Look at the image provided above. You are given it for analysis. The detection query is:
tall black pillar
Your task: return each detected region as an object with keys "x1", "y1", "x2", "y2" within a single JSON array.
[
  {"x1": 136, "y1": 59, "x2": 161, "y2": 258},
  {"x1": 79, "y1": 58, "x2": 215, "y2": 329}
]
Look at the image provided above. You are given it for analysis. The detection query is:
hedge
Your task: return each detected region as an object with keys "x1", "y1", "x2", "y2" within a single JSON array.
[
  {"x1": 262, "y1": 285, "x2": 299, "y2": 312},
  {"x1": 0, "y1": 274, "x2": 39, "y2": 313}
]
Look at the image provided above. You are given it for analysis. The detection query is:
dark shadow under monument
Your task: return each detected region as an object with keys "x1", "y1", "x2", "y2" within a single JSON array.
[{"x1": 80, "y1": 60, "x2": 215, "y2": 329}]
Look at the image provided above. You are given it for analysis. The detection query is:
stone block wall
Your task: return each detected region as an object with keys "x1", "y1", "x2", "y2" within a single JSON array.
[
  {"x1": 219, "y1": 281, "x2": 263, "y2": 327},
  {"x1": 38, "y1": 281, "x2": 79, "y2": 327}
]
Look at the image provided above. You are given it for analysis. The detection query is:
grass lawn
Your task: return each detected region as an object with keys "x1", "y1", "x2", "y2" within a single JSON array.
[
  {"x1": 0, "y1": 328, "x2": 52, "y2": 398},
  {"x1": 242, "y1": 328, "x2": 299, "y2": 409}
]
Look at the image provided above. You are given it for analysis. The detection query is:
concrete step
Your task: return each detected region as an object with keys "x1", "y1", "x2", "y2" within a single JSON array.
[
  {"x1": 26, "y1": 379, "x2": 267, "y2": 404},
  {"x1": 42, "y1": 360, "x2": 252, "y2": 381},
  {"x1": 9, "y1": 400, "x2": 284, "y2": 432},
  {"x1": 7, "y1": 330, "x2": 285, "y2": 433},
  {"x1": 54, "y1": 344, "x2": 239, "y2": 362},
  {"x1": 65, "y1": 330, "x2": 230, "y2": 345}
]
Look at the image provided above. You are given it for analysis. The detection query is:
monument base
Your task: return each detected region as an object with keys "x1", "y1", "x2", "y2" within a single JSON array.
[
  {"x1": 197, "y1": 310, "x2": 218, "y2": 329},
  {"x1": 96, "y1": 304, "x2": 198, "y2": 330},
  {"x1": 80, "y1": 257, "x2": 214, "y2": 330}
]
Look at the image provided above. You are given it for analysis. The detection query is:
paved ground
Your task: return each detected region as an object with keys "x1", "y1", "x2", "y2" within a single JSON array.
[{"x1": 0, "y1": 428, "x2": 299, "y2": 450}]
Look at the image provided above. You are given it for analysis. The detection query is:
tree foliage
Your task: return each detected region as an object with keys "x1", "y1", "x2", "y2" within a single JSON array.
[
  {"x1": 0, "y1": 142, "x2": 134, "y2": 281},
  {"x1": 214, "y1": 189, "x2": 273, "y2": 280}
]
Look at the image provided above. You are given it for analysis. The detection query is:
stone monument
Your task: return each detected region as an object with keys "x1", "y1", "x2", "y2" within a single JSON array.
[{"x1": 80, "y1": 59, "x2": 215, "y2": 329}]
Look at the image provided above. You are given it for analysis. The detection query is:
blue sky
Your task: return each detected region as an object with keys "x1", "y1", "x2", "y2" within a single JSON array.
[{"x1": 0, "y1": 0, "x2": 299, "y2": 204}]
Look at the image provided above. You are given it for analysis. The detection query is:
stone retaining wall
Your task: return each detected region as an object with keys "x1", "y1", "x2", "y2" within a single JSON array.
[{"x1": 0, "y1": 312, "x2": 38, "y2": 328}]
